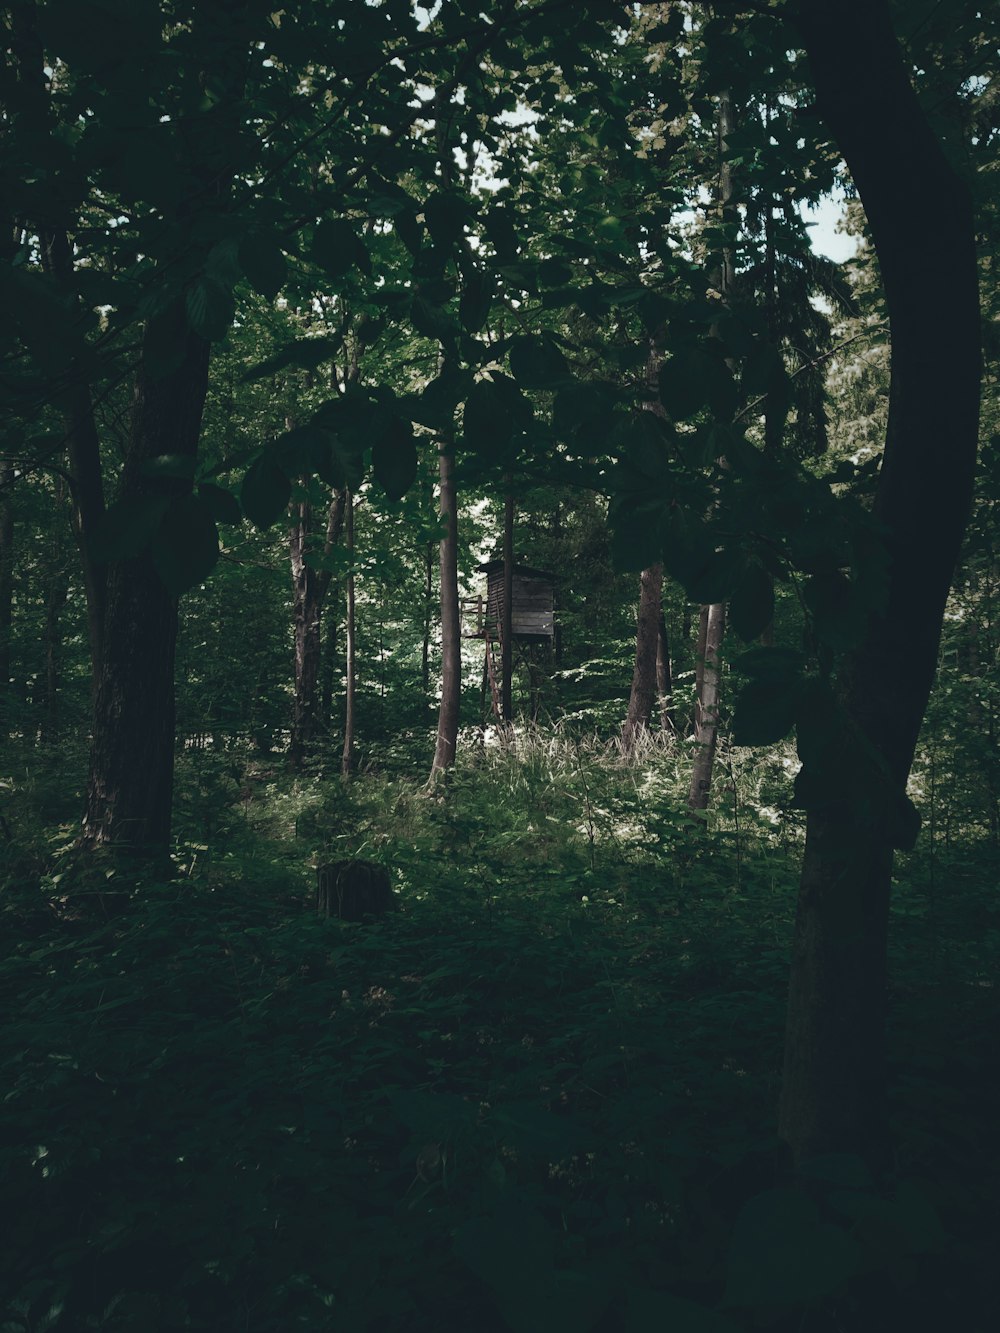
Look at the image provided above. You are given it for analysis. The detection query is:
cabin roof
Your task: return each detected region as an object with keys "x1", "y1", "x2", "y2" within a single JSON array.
[{"x1": 477, "y1": 560, "x2": 554, "y2": 581}]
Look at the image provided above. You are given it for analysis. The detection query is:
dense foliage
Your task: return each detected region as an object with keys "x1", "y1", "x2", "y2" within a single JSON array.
[{"x1": 3, "y1": 743, "x2": 1000, "y2": 1331}]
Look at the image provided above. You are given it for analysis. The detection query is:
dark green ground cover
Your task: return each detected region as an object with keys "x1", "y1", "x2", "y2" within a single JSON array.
[{"x1": 1, "y1": 749, "x2": 998, "y2": 1332}]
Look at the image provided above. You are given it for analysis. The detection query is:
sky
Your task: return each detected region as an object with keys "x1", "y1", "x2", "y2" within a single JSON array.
[{"x1": 799, "y1": 189, "x2": 860, "y2": 264}]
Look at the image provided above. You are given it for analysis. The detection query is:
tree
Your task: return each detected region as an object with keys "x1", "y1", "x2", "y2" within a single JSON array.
[
  {"x1": 622, "y1": 563, "x2": 664, "y2": 756},
  {"x1": 429, "y1": 437, "x2": 460, "y2": 780},
  {"x1": 777, "y1": 0, "x2": 982, "y2": 1167}
]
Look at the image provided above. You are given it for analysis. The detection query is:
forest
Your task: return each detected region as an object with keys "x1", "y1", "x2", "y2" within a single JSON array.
[{"x1": 1, "y1": 0, "x2": 998, "y2": 1328}]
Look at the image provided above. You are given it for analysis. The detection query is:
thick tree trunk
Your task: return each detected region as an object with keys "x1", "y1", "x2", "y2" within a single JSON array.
[
  {"x1": 81, "y1": 322, "x2": 211, "y2": 855},
  {"x1": 688, "y1": 601, "x2": 725, "y2": 810},
  {"x1": 622, "y1": 562, "x2": 664, "y2": 756},
  {"x1": 779, "y1": 0, "x2": 981, "y2": 1167},
  {"x1": 341, "y1": 488, "x2": 356, "y2": 779},
  {"x1": 289, "y1": 488, "x2": 345, "y2": 769},
  {"x1": 429, "y1": 440, "x2": 460, "y2": 780}
]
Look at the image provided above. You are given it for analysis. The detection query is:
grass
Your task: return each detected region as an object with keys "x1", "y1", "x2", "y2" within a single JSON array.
[{"x1": 1, "y1": 731, "x2": 997, "y2": 1331}]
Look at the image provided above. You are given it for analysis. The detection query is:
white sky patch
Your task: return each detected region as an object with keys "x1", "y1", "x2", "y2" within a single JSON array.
[{"x1": 799, "y1": 186, "x2": 861, "y2": 263}]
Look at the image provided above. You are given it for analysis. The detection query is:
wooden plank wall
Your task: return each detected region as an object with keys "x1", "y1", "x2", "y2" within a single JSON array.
[{"x1": 486, "y1": 571, "x2": 554, "y2": 640}]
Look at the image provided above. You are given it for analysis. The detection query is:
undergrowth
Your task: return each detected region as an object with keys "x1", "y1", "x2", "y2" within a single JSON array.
[{"x1": 1, "y1": 732, "x2": 997, "y2": 1331}]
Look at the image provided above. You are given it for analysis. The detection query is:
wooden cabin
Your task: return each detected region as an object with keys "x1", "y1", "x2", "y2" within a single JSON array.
[{"x1": 475, "y1": 561, "x2": 554, "y2": 642}]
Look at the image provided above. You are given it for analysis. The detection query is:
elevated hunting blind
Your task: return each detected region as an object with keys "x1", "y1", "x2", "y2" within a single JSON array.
[
  {"x1": 476, "y1": 561, "x2": 554, "y2": 641},
  {"x1": 463, "y1": 561, "x2": 555, "y2": 723}
]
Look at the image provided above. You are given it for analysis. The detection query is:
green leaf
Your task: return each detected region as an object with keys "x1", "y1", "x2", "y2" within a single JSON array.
[
  {"x1": 273, "y1": 425, "x2": 335, "y2": 476},
  {"x1": 803, "y1": 570, "x2": 862, "y2": 651},
  {"x1": 734, "y1": 646, "x2": 806, "y2": 682},
  {"x1": 410, "y1": 294, "x2": 458, "y2": 346},
  {"x1": 411, "y1": 366, "x2": 471, "y2": 430},
  {"x1": 731, "y1": 678, "x2": 799, "y2": 747},
  {"x1": 728, "y1": 564, "x2": 774, "y2": 642},
  {"x1": 659, "y1": 344, "x2": 735, "y2": 422},
  {"x1": 484, "y1": 205, "x2": 519, "y2": 262},
  {"x1": 463, "y1": 374, "x2": 532, "y2": 457},
  {"x1": 242, "y1": 335, "x2": 343, "y2": 382},
  {"x1": 612, "y1": 411, "x2": 673, "y2": 483},
  {"x1": 197, "y1": 482, "x2": 242, "y2": 526},
  {"x1": 185, "y1": 277, "x2": 234, "y2": 342},
  {"x1": 241, "y1": 454, "x2": 291, "y2": 528},
  {"x1": 423, "y1": 190, "x2": 471, "y2": 249},
  {"x1": 686, "y1": 547, "x2": 747, "y2": 605},
  {"x1": 609, "y1": 496, "x2": 667, "y2": 573},
  {"x1": 238, "y1": 232, "x2": 288, "y2": 300},
  {"x1": 312, "y1": 219, "x2": 367, "y2": 280},
  {"x1": 508, "y1": 335, "x2": 571, "y2": 390},
  {"x1": 459, "y1": 266, "x2": 493, "y2": 334},
  {"x1": 537, "y1": 257, "x2": 573, "y2": 287},
  {"x1": 88, "y1": 495, "x2": 169, "y2": 562},
  {"x1": 372, "y1": 416, "x2": 418, "y2": 501},
  {"x1": 149, "y1": 494, "x2": 220, "y2": 595}
]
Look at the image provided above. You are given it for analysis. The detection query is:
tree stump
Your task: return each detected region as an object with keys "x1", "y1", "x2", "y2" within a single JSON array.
[{"x1": 316, "y1": 859, "x2": 394, "y2": 921}]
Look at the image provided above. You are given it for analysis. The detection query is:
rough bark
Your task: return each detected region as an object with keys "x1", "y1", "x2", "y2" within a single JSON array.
[
  {"x1": 779, "y1": 0, "x2": 981, "y2": 1167},
  {"x1": 429, "y1": 440, "x2": 460, "y2": 780},
  {"x1": 622, "y1": 562, "x2": 664, "y2": 756},
  {"x1": 688, "y1": 602, "x2": 725, "y2": 811},
  {"x1": 81, "y1": 321, "x2": 211, "y2": 854},
  {"x1": 341, "y1": 488, "x2": 356, "y2": 779}
]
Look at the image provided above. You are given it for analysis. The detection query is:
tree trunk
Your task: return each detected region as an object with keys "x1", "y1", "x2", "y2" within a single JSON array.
[
  {"x1": 429, "y1": 440, "x2": 460, "y2": 780},
  {"x1": 687, "y1": 86, "x2": 734, "y2": 793},
  {"x1": 289, "y1": 495, "x2": 321, "y2": 770},
  {"x1": 622, "y1": 562, "x2": 664, "y2": 756},
  {"x1": 501, "y1": 487, "x2": 514, "y2": 723},
  {"x1": 688, "y1": 601, "x2": 725, "y2": 811},
  {"x1": 779, "y1": 0, "x2": 981, "y2": 1168},
  {"x1": 289, "y1": 488, "x2": 345, "y2": 769},
  {"x1": 341, "y1": 488, "x2": 356, "y2": 779},
  {"x1": 81, "y1": 320, "x2": 211, "y2": 855}
]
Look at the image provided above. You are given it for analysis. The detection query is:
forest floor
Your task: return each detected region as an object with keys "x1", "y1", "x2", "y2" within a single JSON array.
[{"x1": 1, "y1": 737, "x2": 999, "y2": 1332}]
